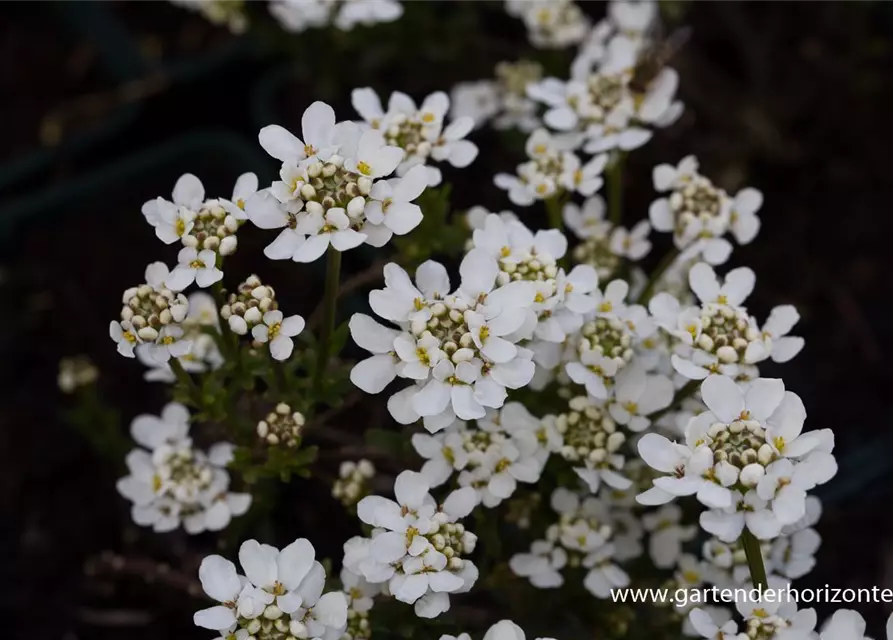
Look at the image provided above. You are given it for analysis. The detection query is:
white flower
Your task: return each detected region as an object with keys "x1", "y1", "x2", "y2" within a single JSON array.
[
  {"x1": 649, "y1": 156, "x2": 762, "y2": 263},
  {"x1": 761, "y1": 305, "x2": 805, "y2": 364},
  {"x1": 112, "y1": 263, "x2": 191, "y2": 361},
  {"x1": 270, "y1": 0, "x2": 402, "y2": 32},
  {"x1": 351, "y1": 471, "x2": 479, "y2": 618},
  {"x1": 817, "y1": 610, "x2": 880, "y2": 640},
  {"x1": 642, "y1": 504, "x2": 697, "y2": 569},
  {"x1": 364, "y1": 164, "x2": 428, "y2": 245},
  {"x1": 117, "y1": 404, "x2": 250, "y2": 535},
  {"x1": 610, "y1": 220, "x2": 652, "y2": 260},
  {"x1": 166, "y1": 247, "x2": 224, "y2": 290},
  {"x1": 220, "y1": 172, "x2": 259, "y2": 221},
  {"x1": 735, "y1": 578, "x2": 816, "y2": 639},
  {"x1": 687, "y1": 608, "x2": 744, "y2": 640},
  {"x1": 352, "y1": 88, "x2": 478, "y2": 186},
  {"x1": 259, "y1": 101, "x2": 344, "y2": 167},
  {"x1": 494, "y1": 129, "x2": 599, "y2": 206},
  {"x1": 509, "y1": 540, "x2": 567, "y2": 588},
  {"x1": 352, "y1": 253, "x2": 536, "y2": 430},
  {"x1": 349, "y1": 313, "x2": 401, "y2": 393},
  {"x1": 251, "y1": 310, "x2": 305, "y2": 361},
  {"x1": 506, "y1": 0, "x2": 589, "y2": 49},
  {"x1": 294, "y1": 207, "x2": 367, "y2": 262},
  {"x1": 610, "y1": 363, "x2": 674, "y2": 432},
  {"x1": 412, "y1": 428, "x2": 469, "y2": 487},
  {"x1": 142, "y1": 173, "x2": 202, "y2": 244},
  {"x1": 194, "y1": 537, "x2": 347, "y2": 638}
]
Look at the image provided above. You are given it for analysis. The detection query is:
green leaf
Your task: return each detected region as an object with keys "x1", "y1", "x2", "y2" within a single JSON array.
[{"x1": 328, "y1": 320, "x2": 351, "y2": 357}]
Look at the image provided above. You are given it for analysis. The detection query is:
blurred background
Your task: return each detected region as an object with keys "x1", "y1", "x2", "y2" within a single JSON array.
[{"x1": 3, "y1": 1, "x2": 893, "y2": 638}]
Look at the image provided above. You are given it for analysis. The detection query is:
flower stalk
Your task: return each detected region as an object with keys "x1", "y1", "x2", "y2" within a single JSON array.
[
  {"x1": 740, "y1": 529, "x2": 769, "y2": 591},
  {"x1": 314, "y1": 248, "x2": 342, "y2": 396}
]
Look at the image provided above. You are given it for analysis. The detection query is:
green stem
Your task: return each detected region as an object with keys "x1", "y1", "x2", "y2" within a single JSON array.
[
  {"x1": 314, "y1": 248, "x2": 342, "y2": 395},
  {"x1": 545, "y1": 195, "x2": 563, "y2": 231},
  {"x1": 741, "y1": 529, "x2": 769, "y2": 591},
  {"x1": 170, "y1": 358, "x2": 203, "y2": 408},
  {"x1": 607, "y1": 153, "x2": 625, "y2": 226},
  {"x1": 636, "y1": 247, "x2": 680, "y2": 305}
]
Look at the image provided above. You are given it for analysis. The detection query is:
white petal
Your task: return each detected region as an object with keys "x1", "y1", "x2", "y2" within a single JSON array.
[{"x1": 701, "y1": 375, "x2": 744, "y2": 423}]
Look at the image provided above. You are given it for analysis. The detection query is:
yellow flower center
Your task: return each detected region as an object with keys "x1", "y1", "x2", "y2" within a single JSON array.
[
  {"x1": 416, "y1": 347, "x2": 430, "y2": 365},
  {"x1": 479, "y1": 325, "x2": 490, "y2": 341},
  {"x1": 123, "y1": 331, "x2": 137, "y2": 344},
  {"x1": 599, "y1": 301, "x2": 613, "y2": 313},
  {"x1": 236, "y1": 198, "x2": 246, "y2": 210},
  {"x1": 152, "y1": 474, "x2": 163, "y2": 492},
  {"x1": 357, "y1": 160, "x2": 372, "y2": 176},
  {"x1": 175, "y1": 219, "x2": 186, "y2": 236},
  {"x1": 500, "y1": 246, "x2": 512, "y2": 257},
  {"x1": 304, "y1": 144, "x2": 317, "y2": 157},
  {"x1": 421, "y1": 112, "x2": 436, "y2": 124},
  {"x1": 189, "y1": 259, "x2": 205, "y2": 269},
  {"x1": 269, "y1": 322, "x2": 281, "y2": 339}
]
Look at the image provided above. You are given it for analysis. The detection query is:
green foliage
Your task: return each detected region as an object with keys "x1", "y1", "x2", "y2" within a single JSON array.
[
  {"x1": 393, "y1": 185, "x2": 468, "y2": 268},
  {"x1": 231, "y1": 441, "x2": 319, "y2": 484}
]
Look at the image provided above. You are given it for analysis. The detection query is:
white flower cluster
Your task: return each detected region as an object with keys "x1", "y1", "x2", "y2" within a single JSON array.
[
  {"x1": 257, "y1": 403, "x2": 306, "y2": 448},
  {"x1": 351, "y1": 89, "x2": 479, "y2": 187},
  {"x1": 142, "y1": 173, "x2": 257, "y2": 289},
  {"x1": 137, "y1": 292, "x2": 224, "y2": 382},
  {"x1": 332, "y1": 459, "x2": 376, "y2": 507},
  {"x1": 170, "y1": 0, "x2": 248, "y2": 34},
  {"x1": 116, "y1": 403, "x2": 250, "y2": 534},
  {"x1": 58, "y1": 355, "x2": 98, "y2": 393},
  {"x1": 270, "y1": 0, "x2": 402, "y2": 33},
  {"x1": 413, "y1": 403, "x2": 549, "y2": 508},
  {"x1": 649, "y1": 156, "x2": 763, "y2": 265},
  {"x1": 563, "y1": 195, "x2": 651, "y2": 279},
  {"x1": 344, "y1": 471, "x2": 479, "y2": 618},
  {"x1": 650, "y1": 262, "x2": 804, "y2": 380},
  {"x1": 638, "y1": 375, "x2": 837, "y2": 543},
  {"x1": 220, "y1": 274, "x2": 278, "y2": 336},
  {"x1": 505, "y1": 0, "x2": 589, "y2": 49},
  {"x1": 194, "y1": 538, "x2": 348, "y2": 640},
  {"x1": 495, "y1": 128, "x2": 607, "y2": 205},
  {"x1": 441, "y1": 619, "x2": 556, "y2": 640},
  {"x1": 527, "y1": 1, "x2": 682, "y2": 155},
  {"x1": 110, "y1": 262, "x2": 191, "y2": 361},
  {"x1": 246, "y1": 101, "x2": 435, "y2": 261},
  {"x1": 509, "y1": 488, "x2": 630, "y2": 599},
  {"x1": 349, "y1": 250, "x2": 538, "y2": 432},
  {"x1": 451, "y1": 60, "x2": 544, "y2": 133}
]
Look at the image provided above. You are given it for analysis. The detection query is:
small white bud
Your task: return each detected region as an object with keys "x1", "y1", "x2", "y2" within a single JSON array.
[
  {"x1": 219, "y1": 235, "x2": 238, "y2": 256},
  {"x1": 347, "y1": 196, "x2": 366, "y2": 218}
]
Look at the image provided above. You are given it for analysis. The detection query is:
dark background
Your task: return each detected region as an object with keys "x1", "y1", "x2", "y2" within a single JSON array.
[{"x1": 3, "y1": 1, "x2": 893, "y2": 638}]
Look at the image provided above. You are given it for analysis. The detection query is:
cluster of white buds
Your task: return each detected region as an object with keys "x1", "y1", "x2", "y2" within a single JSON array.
[
  {"x1": 450, "y1": 59, "x2": 543, "y2": 133},
  {"x1": 505, "y1": 0, "x2": 589, "y2": 49},
  {"x1": 352, "y1": 89, "x2": 479, "y2": 187},
  {"x1": 137, "y1": 292, "x2": 223, "y2": 383},
  {"x1": 495, "y1": 128, "x2": 607, "y2": 206},
  {"x1": 552, "y1": 395, "x2": 624, "y2": 464},
  {"x1": 333, "y1": 459, "x2": 375, "y2": 507},
  {"x1": 170, "y1": 0, "x2": 248, "y2": 33},
  {"x1": 649, "y1": 156, "x2": 762, "y2": 265},
  {"x1": 220, "y1": 275, "x2": 278, "y2": 336},
  {"x1": 117, "y1": 403, "x2": 250, "y2": 534},
  {"x1": 110, "y1": 263, "x2": 190, "y2": 362},
  {"x1": 256, "y1": 403, "x2": 306, "y2": 448},
  {"x1": 58, "y1": 356, "x2": 98, "y2": 393}
]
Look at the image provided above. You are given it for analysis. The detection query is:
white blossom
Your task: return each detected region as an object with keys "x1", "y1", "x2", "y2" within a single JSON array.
[
  {"x1": 251, "y1": 310, "x2": 305, "y2": 361},
  {"x1": 348, "y1": 471, "x2": 479, "y2": 618},
  {"x1": 505, "y1": 0, "x2": 589, "y2": 49},
  {"x1": 117, "y1": 403, "x2": 250, "y2": 534},
  {"x1": 193, "y1": 537, "x2": 348, "y2": 639},
  {"x1": 270, "y1": 0, "x2": 402, "y2": 33}
]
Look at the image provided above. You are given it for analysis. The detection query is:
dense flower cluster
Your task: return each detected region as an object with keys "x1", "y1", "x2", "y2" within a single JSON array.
[
  {"x1": 116, "y1": 403, "x2": 250, "y2": 534},
  {"x1": 246, "y1": 101, "x2": 438, "y2": 260},
  {"x1": 349, "y1": 250, "x2": 538, "y2": 432},
  {"x1": 194, "y1": 538, "x2": 348, "y2": 639},
  {"x1": 98, "y1": 3, "x2": 864, "y2": 639},
  {"x1": 345, "y1": 471, "x2": 479, "y2": 618}
]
